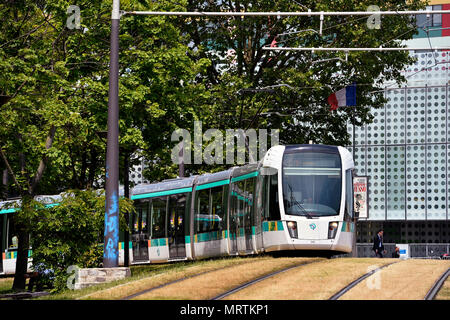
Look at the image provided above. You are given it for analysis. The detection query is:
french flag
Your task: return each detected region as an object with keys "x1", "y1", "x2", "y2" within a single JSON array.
[{"x1": 328, "y1": 83, "x2": 356, "y2": 111}]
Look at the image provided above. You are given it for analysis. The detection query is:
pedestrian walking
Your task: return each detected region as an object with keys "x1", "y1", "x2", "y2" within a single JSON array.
[{"x1": 372, "y1": 229, "x2": 386, "y2": 258}]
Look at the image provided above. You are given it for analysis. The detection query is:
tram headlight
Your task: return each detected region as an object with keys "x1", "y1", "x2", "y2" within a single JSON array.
[
  {"x1": 328, "y1": 222, "x2": 339, "y2": 239},
  {"x1": 287, "y1": 221, "x2": 298, "y2": 239}
]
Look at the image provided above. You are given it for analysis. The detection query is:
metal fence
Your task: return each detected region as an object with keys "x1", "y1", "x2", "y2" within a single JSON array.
[{"x1": 355, "y1": 243, "x2": 450, "y2": 258}]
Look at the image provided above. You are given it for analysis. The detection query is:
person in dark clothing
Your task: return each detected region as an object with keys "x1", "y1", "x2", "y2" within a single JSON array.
[
  {"x1": 392, "y1": 246, "x2": 400, "y2": 258},
  {"x1": 372, "y1": 229, "x2": 385, "y2": 258}
]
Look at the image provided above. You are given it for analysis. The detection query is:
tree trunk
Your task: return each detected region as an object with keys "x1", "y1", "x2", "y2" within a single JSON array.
[
  {"x1": 12, "y1": 225, "x2": 29, "y2": 291},
  {"x1": 11, "y1": 126, "x2": 56, "y2": 290},
  {"x1": 2, "y1": 169, "x2": 7, "y2": 200}
]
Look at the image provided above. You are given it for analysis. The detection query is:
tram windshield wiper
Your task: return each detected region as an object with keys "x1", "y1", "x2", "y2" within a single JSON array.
[{"x1": 288, "y1": 184, "x2": 314, "y2": 219}]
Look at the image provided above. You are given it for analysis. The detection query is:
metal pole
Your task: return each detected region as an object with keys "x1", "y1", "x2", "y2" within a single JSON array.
[{"x1": 104, "y1": 0, "x2": 120, "y2": 268}]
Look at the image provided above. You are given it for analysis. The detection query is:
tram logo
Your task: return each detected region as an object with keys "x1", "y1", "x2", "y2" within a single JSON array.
[{"x1": 309, "y1": 223, "x2": 317, "y2": 230}]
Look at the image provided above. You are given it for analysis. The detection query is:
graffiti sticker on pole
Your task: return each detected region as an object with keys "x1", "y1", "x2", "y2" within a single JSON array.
[{"x1": 354, "y1": 176, "x2": 369, "y2": 219}]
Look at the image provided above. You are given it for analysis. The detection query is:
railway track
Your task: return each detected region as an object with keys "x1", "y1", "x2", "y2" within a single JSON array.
[
  {"x1": 424, "y1": 267, "x2": 450, "y2": 300},
  {"x1": 122, "y1": 266, "x2": 224, "y2": 300},
  {"x1": 210, "y1": 259, "x2": 320, "y2": 300},
  {"x1": 122, "y1": 257, "x2": 321, "y2": 300},
  {"x1": 121, "y1": 258, "x2": 259, "y2": 300},
  {"x1": 118, "y1": 258, "x2": 448, "y2": 300},
  {"x1": 328, "y1": 261, "x2": 399, "y2": 300}
]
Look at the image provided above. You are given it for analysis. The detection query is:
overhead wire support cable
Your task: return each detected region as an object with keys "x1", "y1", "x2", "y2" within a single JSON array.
[
  {"x1": 123, "y1": 10, "x2": 450, "y2": 17},
  {"x1": 262, "y1": 47, "x2": 450, "y2": 51}
]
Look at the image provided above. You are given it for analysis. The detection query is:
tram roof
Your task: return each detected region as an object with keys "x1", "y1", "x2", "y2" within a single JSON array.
[
  {"x1": 284, "y1": 144, "x2": 339, "y2": 154},
  {"x1": 131, "y1": 175, "x2": 198, "y2": 198},
  {"x1": 195, "y1": 168, "x2": 234, "y2": 186}
]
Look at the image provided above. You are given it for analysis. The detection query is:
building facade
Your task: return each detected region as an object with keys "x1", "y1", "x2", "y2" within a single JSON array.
[{"x1": 348, "y1": 1, "x2": 450, "y2": 249}]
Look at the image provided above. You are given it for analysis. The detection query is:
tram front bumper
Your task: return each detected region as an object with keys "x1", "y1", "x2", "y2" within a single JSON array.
[{"x1": 291, "y1": 239, "x2": 334, "y2": 250}]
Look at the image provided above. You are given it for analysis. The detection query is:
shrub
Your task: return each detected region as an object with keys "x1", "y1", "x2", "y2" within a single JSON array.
[{"x1": 29, "y1": 189, "x2": 134, "y2": 292}]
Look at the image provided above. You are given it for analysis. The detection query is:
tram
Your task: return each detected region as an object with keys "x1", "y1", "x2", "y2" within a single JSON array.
[{"x1": 0, "y1": 144, "x2": 357, "y2": 274}]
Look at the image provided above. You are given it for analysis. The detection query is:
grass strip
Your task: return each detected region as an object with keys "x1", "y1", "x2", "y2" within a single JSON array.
[
  {"x1": 132, "y1": 257, "x2": 323, "y2": 300},
  {"x1": 223, "y1": 258, "x2": 397, "y2": 300},
  {"x1": 340, "y1": 259, "x2": 450, "y2": 300}
]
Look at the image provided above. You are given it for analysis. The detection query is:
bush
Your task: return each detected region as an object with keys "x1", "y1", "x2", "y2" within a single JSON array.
[{"x1": 29, "y1": 189, "x2": 134, "y2": 292}]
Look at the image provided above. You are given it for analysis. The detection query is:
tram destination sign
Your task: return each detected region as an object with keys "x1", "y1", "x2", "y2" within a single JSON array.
[{"x1": 353, "y1": 176, "x2": 369, "y2": 219}]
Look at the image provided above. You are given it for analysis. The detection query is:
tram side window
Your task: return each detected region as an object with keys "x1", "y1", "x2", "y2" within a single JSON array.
[
  {"x1": 265, "y1": 174, "x2": 281, "y2": 221},
  {"x1": 230, "y1": 183, "x2": 239, "y2": 228},
  {"x1": 210, "y1": 186, "x2": 225, "y2": 232},
  {"x1": 256, "y1": 175, "x2": 264, "y2": 220},
  {"x1": 195, "y1": 189, "x2": 210, "y2": 233},
  {"x1": 151, "y1": 197, "x2": 167, "y2": 239},
  {"x1": 245, "y1": 178, "x2": 255, "y2": 226},
  {"x1": 345, "y1": 169, "x2": 354, "y2": 220},
  {"x1": 7, "y1": 219, "x2": 18, "y2": 250},
  {"x1": 133, "y1": 201, "x2": 150, "y2": 234},
  {"x1": 237, "y1": 180, "x2": 246, "y2": 224},
  {"x1": 141, "y1": 203, "x2": 149, "y2": 234}
]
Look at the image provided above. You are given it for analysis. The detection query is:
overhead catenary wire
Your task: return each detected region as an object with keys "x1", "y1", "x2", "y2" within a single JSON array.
[
  {"x1": 124, "y1": 10, "x2": 450, "y2": 17},
  {"x1": 262, "y1": 46, "x2": 450, "y2": 51}
]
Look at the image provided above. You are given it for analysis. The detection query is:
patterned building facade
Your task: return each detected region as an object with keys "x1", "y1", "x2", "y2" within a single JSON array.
[{"x1": 348, "y1": 1, "x2": 450, "y2": 244}]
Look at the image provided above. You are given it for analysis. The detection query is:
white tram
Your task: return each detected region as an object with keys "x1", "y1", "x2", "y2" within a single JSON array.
[{"x1": 0, "y1": 144, "x2": 357, "y2": 274}]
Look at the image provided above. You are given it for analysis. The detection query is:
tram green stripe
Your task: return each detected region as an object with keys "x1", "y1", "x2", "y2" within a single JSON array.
[
  {"x1": 0, "y1": 202, "x2": 61, "y2": 215},
  {"x1": 131, "y1": 187, "x2": 192, "y2": 200},
  {"x1": 194, "y1": 230, "x2": 228, "y2": 242},
  {"x1": 150, "y1": 238, "x2": 167, "y2": 247},
  {"x1": 195, "y1": 179, "x2": 229, "y2": 190},
  {"x1": 262, "y1": 221, "x2": 285, "y2": 232},
  {"x1": 231, "y1": 171, "x2": 259, "y2": 182},
  {"x1": 0, "y1": 208, "x2": 17, "y2": 214}
]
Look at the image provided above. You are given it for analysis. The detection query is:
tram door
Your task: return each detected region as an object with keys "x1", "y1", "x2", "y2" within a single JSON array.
[
  {"x1": 168, "y1": 194, "x2": 186, "y2": 259},
  {"x1": 131, "y1": 203, "x2": 150, "y2": 262}
]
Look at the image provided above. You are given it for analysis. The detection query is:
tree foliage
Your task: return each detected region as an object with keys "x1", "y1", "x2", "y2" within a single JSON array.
[
  {"x1": 183, "y1": 0, "x2": 424, "y2": 147},
  {"x1": 28, "y1": 189, "x2": 133, "y2": 292}
]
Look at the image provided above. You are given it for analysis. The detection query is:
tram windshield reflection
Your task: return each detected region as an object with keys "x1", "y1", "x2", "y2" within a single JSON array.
[{"x1": 282, "y1": 152, "x2": 342, "y2": 217}]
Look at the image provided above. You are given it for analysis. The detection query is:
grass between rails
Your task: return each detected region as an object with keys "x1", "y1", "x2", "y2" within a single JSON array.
[
  {"x1": 39, "y1": 255, "x2": 273, "y2": 300},
  {"x1": 435, "y1": 277, "x2": 450, "y2": 300},
  {"x1": 340, "y1": 259, "x2": 450, "y2": 300},
  {"x1": 131, "y1": 257, "x2": 324, "y2": 300},
  {"x1": 223, "y1": 258, "x2": 397, "y2": 300}
]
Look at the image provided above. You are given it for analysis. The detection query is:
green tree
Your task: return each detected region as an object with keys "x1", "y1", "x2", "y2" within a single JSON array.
[
  {"x1": 182, "y1": 0, "x2": 424, "y2": 149},
  {"x1": 0, "y1": 0, "x2": 210, "y2": 289}
]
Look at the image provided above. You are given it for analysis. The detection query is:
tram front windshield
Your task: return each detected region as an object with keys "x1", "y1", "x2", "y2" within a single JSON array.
[{"x1": 282, "y1": 151, "x2": 342, "y2": 217}]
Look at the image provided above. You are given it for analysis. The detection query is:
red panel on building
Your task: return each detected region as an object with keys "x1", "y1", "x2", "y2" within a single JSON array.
[{"x1": 443, "y1": 4, "x2": 450, "y2": 37}]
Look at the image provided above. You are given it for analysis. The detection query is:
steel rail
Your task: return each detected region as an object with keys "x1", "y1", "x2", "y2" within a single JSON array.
[
  {"x1": 121, "y1": 263, "x2": 237, "y2": 300},
  {"x1": 328, "y1": 261, "x2": 399, "y2": 300},
  {"x1": 424, "y1": 267, "x2": 450, "y2": 300}
]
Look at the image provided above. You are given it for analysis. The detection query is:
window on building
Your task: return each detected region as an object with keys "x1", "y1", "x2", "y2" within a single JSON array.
[{"x1": 416, "y1": 5, "x2": 442, "y2": 28}]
